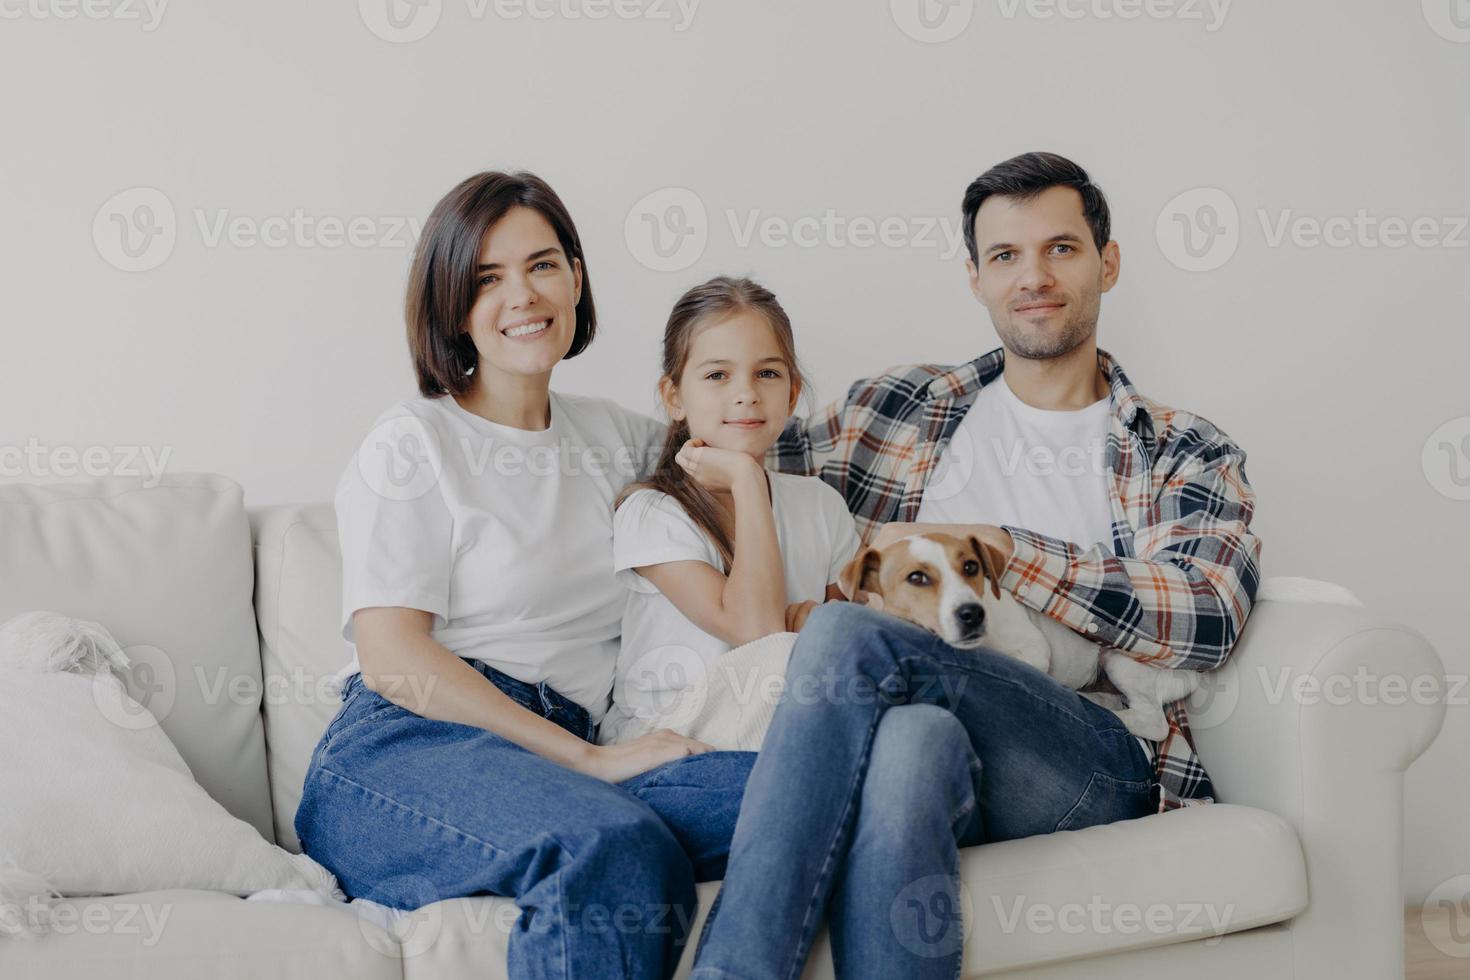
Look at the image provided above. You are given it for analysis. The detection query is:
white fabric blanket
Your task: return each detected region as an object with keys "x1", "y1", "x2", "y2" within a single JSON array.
[{"x1": 610, "y1": 631, "x2": 799, "y2": 752}]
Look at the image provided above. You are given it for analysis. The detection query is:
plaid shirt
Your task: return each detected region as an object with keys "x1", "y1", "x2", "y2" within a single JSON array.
[{"x1": 769, "y1": 346, "x2": 1262, "y2": 813}]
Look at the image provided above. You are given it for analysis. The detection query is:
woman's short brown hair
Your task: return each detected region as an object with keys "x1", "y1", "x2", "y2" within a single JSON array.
[{"x1": 406, "y1": 171, "x2": 597, "y2": 397}]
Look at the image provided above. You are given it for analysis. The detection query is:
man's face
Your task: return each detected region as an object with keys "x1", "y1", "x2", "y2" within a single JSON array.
[{"x1": 966, "y1": 185, "x2": 1120, "y2": 360}]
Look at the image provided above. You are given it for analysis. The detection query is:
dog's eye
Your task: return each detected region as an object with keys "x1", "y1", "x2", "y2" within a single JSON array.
[
  {"x1": 962, "y1": 560, "x2": 980, "y2": 576},
  {"x1": 906, "y1": 571, "x2": 931, "y2": 587}
]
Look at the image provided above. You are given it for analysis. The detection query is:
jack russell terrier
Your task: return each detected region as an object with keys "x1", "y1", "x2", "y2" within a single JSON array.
[{"x1": 837, "y1": 532, "x2": 1200, "y2": 741}]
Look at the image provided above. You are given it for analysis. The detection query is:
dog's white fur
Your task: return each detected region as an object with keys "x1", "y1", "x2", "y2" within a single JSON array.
[{"x1": 841, "y1": 533, "x2": 1200, "y2": 741}]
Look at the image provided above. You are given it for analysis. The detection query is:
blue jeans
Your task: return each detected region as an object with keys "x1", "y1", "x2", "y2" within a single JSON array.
[
  {"x1": 689, "y1": 602, "x2": 1156, "y2": 980},
  {"x1": 294, "y1": 658, "x2": 758, "y2": 980}
]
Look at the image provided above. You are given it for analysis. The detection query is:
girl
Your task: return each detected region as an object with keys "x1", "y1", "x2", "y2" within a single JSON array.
[{"x1": 599, "y1": 276, "x2": 861, "y2": 748}]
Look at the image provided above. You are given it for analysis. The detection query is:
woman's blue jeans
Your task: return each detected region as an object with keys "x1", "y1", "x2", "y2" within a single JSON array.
[
  {"x1": 688, "y1": 602, "x2": 1156, "y2": 980},
  {"x1": 294, "y1": 658, "x2": 759, "y2": 980},
  {"x1": 296, "y1": 601, "x2": 1154, "y2": 980}
]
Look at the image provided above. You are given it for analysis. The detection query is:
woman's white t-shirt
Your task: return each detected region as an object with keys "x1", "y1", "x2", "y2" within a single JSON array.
[
  {"x1": 599, "y1": 472, "x2": 861, "y2": 744},
  {"x1": 332, "y1": 390, "x2": 664, "y2": 724}
]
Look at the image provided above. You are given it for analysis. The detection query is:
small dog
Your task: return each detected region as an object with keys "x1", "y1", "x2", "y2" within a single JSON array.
[{"x1": 837, "y1": 532, "x2": 1199, "y2": 741}]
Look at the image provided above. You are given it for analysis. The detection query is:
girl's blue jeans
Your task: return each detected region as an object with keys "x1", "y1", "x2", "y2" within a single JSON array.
[{"x1": 295, "y1": 602, "x2": 1153, "y2": 980}]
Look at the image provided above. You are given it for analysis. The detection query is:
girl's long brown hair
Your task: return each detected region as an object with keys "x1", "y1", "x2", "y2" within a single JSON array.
[{"x1": 616, "y1": 276, "x2": 807, "y2": 569}]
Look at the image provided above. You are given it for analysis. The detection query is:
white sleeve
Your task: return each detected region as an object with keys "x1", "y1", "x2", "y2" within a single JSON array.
[
  {"x1": 334, "y1": 411, "x2": 454, "y2": 643},
  {"x1": 612, "y1": 490, "x2": 722, "y2": 595},
  {"x1": 820, "y1": 482, "x2": 862, "y2": 585}
]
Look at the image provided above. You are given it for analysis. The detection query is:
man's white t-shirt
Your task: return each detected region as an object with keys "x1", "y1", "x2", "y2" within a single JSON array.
[
  {"x1": 916, "y1": 373, "x2": 1115, "y2": 551},
  {"x1": 599, "y1": 472, "x2": 861, "y2": 745},
  {"x1": 918, "y1": 375, "x2": 1155, "y2": 755},
  {"x1": 332, "y1": 390, "x2": 664, "y2": 724}
]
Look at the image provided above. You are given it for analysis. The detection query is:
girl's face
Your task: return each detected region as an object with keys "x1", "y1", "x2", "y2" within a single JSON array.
[
  {"x1": 662, "y1": 310, "x2": 800, "y2": 458},
  {"x1": 462, "y1": 206, "x2": 582, "y2": 387}
]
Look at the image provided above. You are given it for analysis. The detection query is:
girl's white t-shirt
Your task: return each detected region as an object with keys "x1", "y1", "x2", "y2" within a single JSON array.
[
  {"x1": 332, "y1": 390, "x2": 664, "y2": 724},
  {"x1": 600, "y1": 472, "x2": 861, "y2": 744}
]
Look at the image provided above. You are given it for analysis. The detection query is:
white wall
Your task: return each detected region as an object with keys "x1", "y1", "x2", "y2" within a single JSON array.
[{"x1": 1, "y1": 0, "x2": 1465, "y2": 901}]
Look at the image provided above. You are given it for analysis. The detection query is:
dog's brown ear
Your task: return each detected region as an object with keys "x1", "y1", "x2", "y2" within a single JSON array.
[
  {"x1": 968, "y1": 535, "x2": 1004, "y2": 600},
  {"x1": 838, "y1": 547, "x2": 883, "y2": 600}
]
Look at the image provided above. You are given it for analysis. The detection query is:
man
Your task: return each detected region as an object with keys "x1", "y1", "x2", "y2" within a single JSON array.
[{"x1": 689, "y1": 152, "x2": 1262, "y2": 980}]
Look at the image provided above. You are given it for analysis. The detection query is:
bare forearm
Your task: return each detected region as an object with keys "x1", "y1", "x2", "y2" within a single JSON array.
[
  {"x1": 359, "y1": 634, "x2": 593, "y2": 770},
  {"x1": 720, "y1": 469, "x2": 786, "y2": 642}
]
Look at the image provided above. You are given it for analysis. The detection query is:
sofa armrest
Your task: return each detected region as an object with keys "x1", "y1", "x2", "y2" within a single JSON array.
[{"x1": 1187, "y1": 598, "x2": 1446, "y2": 980}]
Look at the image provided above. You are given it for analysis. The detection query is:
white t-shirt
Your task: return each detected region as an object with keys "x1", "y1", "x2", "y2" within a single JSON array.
[
  {"x1": 917, "y1": 376, "x2": 1153, "y2": 756},
  {"x1": 916, "y1": 373, "x2": 1115, "y2": 551},
  {"x1": 332, "y1": 390, "x2": 664, "y2": 724},
  {"x1": 600, "y1": 472, "x2": 861, "y2": 744}
]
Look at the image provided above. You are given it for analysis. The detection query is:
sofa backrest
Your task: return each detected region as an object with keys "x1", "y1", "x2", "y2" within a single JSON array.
[
  {"x1": 248, "y1": 502, "x2": 348, "y2": 853},
  {"x1": 0, "y1": 474, "x2": 276, "y2": 841}
]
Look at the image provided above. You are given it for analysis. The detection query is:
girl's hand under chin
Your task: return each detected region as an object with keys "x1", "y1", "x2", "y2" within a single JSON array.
[{"x1": 674, "y1": 438, "x2": 766, "y2": 494}]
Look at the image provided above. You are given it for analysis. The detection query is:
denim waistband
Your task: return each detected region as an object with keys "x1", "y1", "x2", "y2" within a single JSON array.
[{"x1": 343, "y1": 660, "x2": 595, "y2": 743}]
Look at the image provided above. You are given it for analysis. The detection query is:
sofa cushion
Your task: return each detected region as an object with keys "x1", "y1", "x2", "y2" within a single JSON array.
[
  {"x1": 249, "y1": 503, "x2": 350, "y2": 852},
  {"x1": 0, "y1": 474, "x2": 274, "y2": 841},
  {"x1": 0, "y1": 890, "x2": 400, "y2": 980},
  {"x1": 369, "y1": 802, "x2": 1306, "y2": 979}
]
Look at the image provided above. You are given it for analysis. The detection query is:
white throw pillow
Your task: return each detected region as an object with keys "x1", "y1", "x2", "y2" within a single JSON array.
[{"x1": 0, "y1": 613, "x2": 342, "y2": 939}]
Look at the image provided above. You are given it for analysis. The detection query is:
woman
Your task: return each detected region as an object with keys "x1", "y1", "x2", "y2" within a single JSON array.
[{"x1": 293, "y1": 171, "x2": 757, "y2": 980}]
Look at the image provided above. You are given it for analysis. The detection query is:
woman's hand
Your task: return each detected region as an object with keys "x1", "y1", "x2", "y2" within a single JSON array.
[
  {"x1": 785, "y1": 599, "x2": 818, "y2": 632},
  {"x1": 575, "y1": 729, "x2": 715, "y2": 783},
  {"x1": 674, "y1": 438, "x2": 764, "y2": 494}
]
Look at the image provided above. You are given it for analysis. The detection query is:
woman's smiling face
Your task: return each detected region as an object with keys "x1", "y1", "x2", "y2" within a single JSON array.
[{"x1": 462, "y1": 206, "x2": 583, "y2": 384}]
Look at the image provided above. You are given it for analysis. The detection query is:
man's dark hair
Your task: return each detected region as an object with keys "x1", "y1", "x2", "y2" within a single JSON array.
[{"x1": 961, "y1": 152, "x2": 1111, "y2": 263}]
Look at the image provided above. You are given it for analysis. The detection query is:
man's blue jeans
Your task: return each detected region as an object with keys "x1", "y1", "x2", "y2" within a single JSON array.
[
  {"x1": 294, "y1": 658, "x2": 759, "y2": 980},
  {"x1": 689, "y1": 602, "x2": 1155, "y2": 980}
]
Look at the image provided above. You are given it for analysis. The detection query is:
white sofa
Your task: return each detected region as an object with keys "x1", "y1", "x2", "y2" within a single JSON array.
[{"x1": 0, "y1": 473, "x2": 1447, "y2": 979}]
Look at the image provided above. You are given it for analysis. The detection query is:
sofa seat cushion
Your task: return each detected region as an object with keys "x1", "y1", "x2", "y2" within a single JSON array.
[
  {"x1": 949, "y1": 802, "x2": 1307, "y2": 974},
  {"x1": 0, "y1": 890, "x2": 400, "y2": 980},
  {"x1": 357, "y1": 802, "x2": 1308, "y2": 980},
  {"x1": 0, "y1": 805, "x2": 1301, "y2": 979}
]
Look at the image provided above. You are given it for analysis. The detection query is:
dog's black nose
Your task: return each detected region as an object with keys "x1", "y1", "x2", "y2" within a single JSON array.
[{"x1": 955, "y1": 603, "x2": 984, "y2": 629}]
